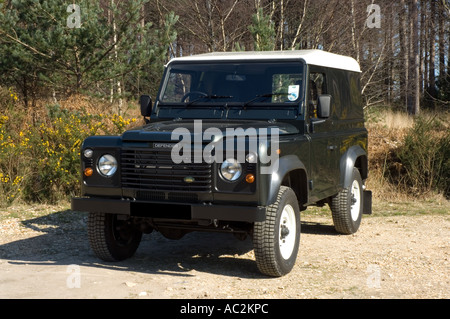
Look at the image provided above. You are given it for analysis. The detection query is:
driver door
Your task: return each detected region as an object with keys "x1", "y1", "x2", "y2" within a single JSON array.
[{"x1": 307, "y1": 69, "x2": 339, "y2": 202}]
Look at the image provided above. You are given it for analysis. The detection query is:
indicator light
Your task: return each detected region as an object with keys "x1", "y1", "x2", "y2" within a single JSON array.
[{"x1": 84, "y1": 167, "x2": 93, "y2": 177}]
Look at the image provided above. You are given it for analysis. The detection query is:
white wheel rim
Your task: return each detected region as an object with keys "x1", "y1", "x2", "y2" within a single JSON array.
[
  {"x1": 279, "y1": 204, "x2": 296, "y2": 260},
  {"x1": 350, "y1": 180, "x2": 361, "y2": 221}
]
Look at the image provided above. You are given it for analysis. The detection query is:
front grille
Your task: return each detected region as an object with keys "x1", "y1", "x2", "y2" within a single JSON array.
[{"x1": 121, "y1": 148, "x2": 212, "y2": 192}]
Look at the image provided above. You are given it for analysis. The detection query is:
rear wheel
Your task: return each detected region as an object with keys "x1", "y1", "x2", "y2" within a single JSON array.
[
  {"x1": 330, "y1": 168, "x2": 363, "y2": 234},
  {"x1": 253, "y1": 186, "x2": 300, "y2": 277},
  {"x1": 88, "y1": 213, "x2": 142, "y2": 261}
]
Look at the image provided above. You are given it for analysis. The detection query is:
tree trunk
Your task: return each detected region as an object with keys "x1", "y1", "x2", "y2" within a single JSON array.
[
  {"x1": 111, "y1": 0, "x2": 123, "y2": 114},
  {"x1": 419, "y1": 3, "x2": 425, "y2": 96},
  {"x1": 428, "y1": 0, "x2": 436, "y2": 106},
  {"x1": 408, "y1": 0, "x2": 420, "y2": 115},
  {"x1": 206, "y1": 0, "x2": 215, "y2": 52},
  {"x1": 438, "y1": 0, "x2": 446, "y2": 81},
  {"x1": 385, "y1": 3, "x2": 394, "y2": 105},
  {"x1": 399, "y1": 0, "x2": 409, "y2": 109}
]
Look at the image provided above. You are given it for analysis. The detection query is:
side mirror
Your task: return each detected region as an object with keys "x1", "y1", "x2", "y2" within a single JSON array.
[
  {"x1": 140, "y1": 95, "x2": 152, "y2": 117},
  {"x1": 317, "y1": 95, "x2": 331, "y2": 118}
]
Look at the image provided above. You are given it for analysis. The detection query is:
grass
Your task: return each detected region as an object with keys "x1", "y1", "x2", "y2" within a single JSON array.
[
  {"x1": 303, "y1": 196, "x2": 449, "y2": 218},
  {"x1": 371, "y1": 198, "x2": 449, "y2": 217}
]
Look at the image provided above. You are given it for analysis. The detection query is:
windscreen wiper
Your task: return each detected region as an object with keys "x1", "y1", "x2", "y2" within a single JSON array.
[
  {"x1": 242, "y1": 93, "x2": 289, "y2": 109},
  {"x1": 186, "y1": 95, "x2": 233, "y2": 106}
]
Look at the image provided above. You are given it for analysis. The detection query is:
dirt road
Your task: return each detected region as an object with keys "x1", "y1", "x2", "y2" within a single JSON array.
[{"x1": 0, "y1": 204, "x2": 448, "y2": 299}]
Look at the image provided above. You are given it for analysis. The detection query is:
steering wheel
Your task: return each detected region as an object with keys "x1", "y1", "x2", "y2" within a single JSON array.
[{"x1": 181, "y1": 91, "x2": 208, "y2": 103}]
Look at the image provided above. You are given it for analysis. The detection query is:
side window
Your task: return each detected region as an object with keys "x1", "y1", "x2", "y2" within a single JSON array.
[{"x1": 308, "y1": 72, "x2": 326, "y2": 118}]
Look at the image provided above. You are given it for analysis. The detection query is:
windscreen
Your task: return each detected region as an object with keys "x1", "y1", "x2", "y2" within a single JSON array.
[{"x1": 160, "y1": 61, "x2": 304, "y2": 106}]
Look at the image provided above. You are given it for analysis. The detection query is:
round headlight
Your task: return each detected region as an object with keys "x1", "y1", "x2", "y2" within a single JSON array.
[
  {"x1": 220, "y1": 158, "x2": 242, "y2": 181},
  {"x1": 97, "y1": 154, "x2": 117, "y2": 177}
]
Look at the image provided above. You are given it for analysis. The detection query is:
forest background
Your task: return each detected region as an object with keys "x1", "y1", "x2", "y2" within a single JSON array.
[{"x1": 0, "y1": 0, "x2": 448, "y2": 206}]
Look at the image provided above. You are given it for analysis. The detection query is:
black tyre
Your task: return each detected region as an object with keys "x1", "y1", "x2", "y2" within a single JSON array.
[
  {"x1": 87, "y1": 213, "x2": 142, "y2": 261},
  {"x1": 330, "y1": 168, "x2": 363, "y2": 234},
  {"x1": 253, "y1": 186, "x2": 301, "y2": 277}
]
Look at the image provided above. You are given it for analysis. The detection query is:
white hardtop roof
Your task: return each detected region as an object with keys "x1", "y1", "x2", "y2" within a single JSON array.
[{"x1": 167, "y1": 49, "x2": 361, "y2": 73}]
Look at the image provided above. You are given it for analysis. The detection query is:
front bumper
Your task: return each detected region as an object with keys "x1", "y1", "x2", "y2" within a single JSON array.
[{"x1": 71, "y1": 197, "x2": 266, "y2": 222}]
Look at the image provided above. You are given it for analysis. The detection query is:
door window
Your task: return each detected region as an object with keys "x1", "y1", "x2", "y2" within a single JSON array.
[{"x1": 308, "y1": 72, "x2": 326, "y2": 118}]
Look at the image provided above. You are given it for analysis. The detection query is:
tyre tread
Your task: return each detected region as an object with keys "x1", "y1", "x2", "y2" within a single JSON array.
[
  {"x1": 330, "y1": 168, "x2": 362, "y2": 234},
  {"x1": 254, "y1": 186, "x2": 298, "y2": 277},
  {"x1": 88, "y1": 213, "x2": 117, "y2": 261}
]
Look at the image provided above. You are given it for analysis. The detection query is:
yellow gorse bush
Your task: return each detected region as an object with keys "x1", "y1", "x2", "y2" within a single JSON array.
[
  {"x1": 0, "y1": 116, "x2": 14, "y2": 150},
  {"x1": 0, "y1": 115, "x2": 27, "y2": 204},
  {"x1": 0, "y1": 102, "x2": 139, "y2": 206}
]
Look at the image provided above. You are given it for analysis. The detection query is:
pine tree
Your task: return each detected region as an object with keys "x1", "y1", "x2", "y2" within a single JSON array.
[
  {"x1": 0, "y1": 0, "x2": 177, "y2": 108},
  {"x1": 248, "y1": 8, "x2": 275, "y2": 51}
]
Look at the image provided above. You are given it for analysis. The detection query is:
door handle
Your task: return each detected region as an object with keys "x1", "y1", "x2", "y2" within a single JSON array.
[{"x1": 327, "y1": 145, "x2": 337, "y2": 151}]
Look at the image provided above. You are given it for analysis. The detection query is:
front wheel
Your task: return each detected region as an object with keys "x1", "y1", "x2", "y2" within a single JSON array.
[
  {"x1": 253, "y1": 186, "x2": 301, "y2": 277},
  {"x1": 88, "y1": 213, "x2": 142, "y2": 261},
  {"x1": 330, "y1": 168, "x2": 363, "y2": 234}
]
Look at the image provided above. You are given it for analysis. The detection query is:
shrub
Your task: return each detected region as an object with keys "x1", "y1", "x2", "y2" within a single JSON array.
[
  {"x1": 24, "y1": 105, "x2": 138, "y2": 203},
  {"x1": 391, "y1": 116, "x2": 450, "y2": 198},
  {"x1": 0, "y1": 88, "x2": 30, "y2": 205},
  {"x1": 0, "y1": 92, "x2": 138, "y2": 206}
]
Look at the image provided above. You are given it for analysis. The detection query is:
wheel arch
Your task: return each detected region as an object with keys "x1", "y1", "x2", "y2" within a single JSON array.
[
  {"x1": 340, "y1": 145, "x2": 368, "y2": 188},
  {"x1": 266, "y1": 155, "x2": 308, "y2": 207}
]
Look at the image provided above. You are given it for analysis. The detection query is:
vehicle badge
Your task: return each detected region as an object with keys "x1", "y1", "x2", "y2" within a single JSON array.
[{"x1": 184, "y1": 176, "x2": 195, "y2": 183}]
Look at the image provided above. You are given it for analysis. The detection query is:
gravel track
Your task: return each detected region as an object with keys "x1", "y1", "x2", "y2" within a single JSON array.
[{"x1": 0, "y1": 204, "x2": 448, "y2": 299}]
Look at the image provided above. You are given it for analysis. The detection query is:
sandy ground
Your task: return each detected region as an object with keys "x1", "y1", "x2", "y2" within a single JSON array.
[{"x1": 0, "y1": 205, "x2": 448, "y2": 300}]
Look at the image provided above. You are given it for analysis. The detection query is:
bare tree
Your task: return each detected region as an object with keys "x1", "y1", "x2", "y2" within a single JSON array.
[
  {"x1": 438, "y1": 0, "x2": 447, "y2": 77},
  {"x1": 147, "y1": 0, "x2": 447, "y2": 112},
  {"x1": 407, "y1": 0, "x2": 420, "y2": 115},
  {"x1": 428, "y1": 0, "x2": 437, "y2": 105}
]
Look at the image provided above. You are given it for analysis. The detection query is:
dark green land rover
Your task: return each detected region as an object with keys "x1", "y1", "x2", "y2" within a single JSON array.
[{"x1": 72, "y1": 50, "x2": 372, "y2": 277}]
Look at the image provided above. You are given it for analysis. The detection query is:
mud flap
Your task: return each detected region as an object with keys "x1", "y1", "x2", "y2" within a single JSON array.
[{"x1": 363, "y1": 190, "x2": 372, "y2": 215}]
